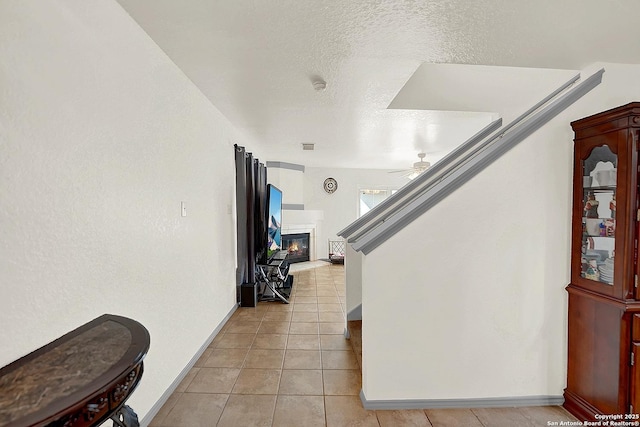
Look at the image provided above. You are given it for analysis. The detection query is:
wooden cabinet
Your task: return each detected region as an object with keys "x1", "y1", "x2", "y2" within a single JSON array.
[{"x1": 565, "y1": 102, "x2": 640, "y2": 420}]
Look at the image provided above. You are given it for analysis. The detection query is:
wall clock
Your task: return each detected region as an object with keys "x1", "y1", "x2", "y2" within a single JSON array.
[{"x1": 323, "y1": 177, "x2": 338, "y2": 194}]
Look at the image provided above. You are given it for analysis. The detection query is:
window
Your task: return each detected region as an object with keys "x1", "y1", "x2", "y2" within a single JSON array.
[{"x1": 359, "y1": 189, "x2": 396, "y2": 217}]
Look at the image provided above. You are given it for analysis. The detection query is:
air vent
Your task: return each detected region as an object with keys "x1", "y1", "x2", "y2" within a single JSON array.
[{"x1": 302, "y1": 143, "x2": 315, "y2": 151}]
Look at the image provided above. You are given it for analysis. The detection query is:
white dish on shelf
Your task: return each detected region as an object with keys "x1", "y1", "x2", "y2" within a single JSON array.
[{"x1": 593, "y1": 168, "x2": 617, "y2": 187}]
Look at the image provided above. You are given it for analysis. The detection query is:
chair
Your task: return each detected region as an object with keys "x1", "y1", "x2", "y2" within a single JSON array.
[{"x1": 328, "y1": 239, "x2": 345, "y2": 264}]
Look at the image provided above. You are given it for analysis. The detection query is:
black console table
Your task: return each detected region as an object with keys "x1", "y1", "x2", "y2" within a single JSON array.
[{"x1": 0, "y1": 314, "x2": 150, "y2": 427}]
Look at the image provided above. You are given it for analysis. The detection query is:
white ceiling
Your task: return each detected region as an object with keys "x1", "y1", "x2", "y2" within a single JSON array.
[{"x1": 116, "y1": 0, "x2": 640, "y2": 170}]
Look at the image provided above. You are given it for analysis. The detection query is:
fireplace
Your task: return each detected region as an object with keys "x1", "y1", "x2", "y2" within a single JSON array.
[{"x1": 282, "y1": 233, "x2": 310, "y2": 263}]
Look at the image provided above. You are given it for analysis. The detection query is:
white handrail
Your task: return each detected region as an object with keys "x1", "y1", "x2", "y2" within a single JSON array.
[{"x1": 344, "y1": 68, "x2": 604, "y2": 255}]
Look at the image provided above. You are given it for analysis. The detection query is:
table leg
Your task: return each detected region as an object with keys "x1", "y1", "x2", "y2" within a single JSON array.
[{"x1": 110, "y1": 405, "x2": 139, "y2": 427}]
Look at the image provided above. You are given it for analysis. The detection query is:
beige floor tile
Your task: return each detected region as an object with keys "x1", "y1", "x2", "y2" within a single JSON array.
[
  {"x1": 175, "y1": 368, "x2": 200, "y2": 393},
  {"x1": 319, "y1": 322, "x2": 345, "y2": 335},
  {"x1": 202, "y1": 348, "x2": 248, "y2": 368},
  {"x1": 322, "y1": 369, "x2": 361, "y2": 395},
  {"x1": 243, "y1": 348, "x2": 285, "y2": 368},
  {"x1": 159, "y1": 393, "x2": 228, "y2": 427},
  {"x1": 294, "y1": 303, "x2": 319, "y2": 313},
  {"x1": 377, "y1": 409, "x2": 433, "y2": 427},
  {"x1": 316, "y1": 288, "x2": 337, "y2": 297},
  {"x1": 320, "y1": 334, "x2": 351, "y2": 350},
  {"x1": 325, "y1": 395, "x2": 379, "y2": 427},
  {"x1": 232, "y1": 368, "x2": 281, "y2": 394},
  {"x1": 272, "y1": 395, "x2": 326, "y2": 427},
  {"x1": 294, "y1": 282, "x2": 316, "y2": 291},
  {"x1": 239, "y1": 305, "x2": 270, "y2": 313},
  {"x1": 263, "y1": 311, "x2": 293, "y2": 322},
  {"x1": 317, "y1": 296, "x2": 340, "y2": 304},
  {"x1": 214, "y1": 333, "x2": 256, "y2": 349},
  {"x1": 186, "y1": 367, "x2": 240, "y2": 394},
  {"x1": 472, "y1": 407, "x2": 536, "y2": 427},
  {"x1": 283, "y1": 349, "x2": 322, "y2": 369},
  {"x1": 148, "y1": 392, "x2": 181, "y2": 426},
  {"x1": 234, "y1": 308, "x2": 267, "y2": 321},
  {"x1": 295, "y1": 296, "x2": 318, "y2": 304},
  {"x1": 219, "y1": 321, "x2": 231, "y2": 334},
  {"x1": 318, "y1": 312, "x2": 345, "y2": 323},
  {"x1": 425, "y1": 408, "x2": 483, "y2": 427},
  {"x1": 318, "y1": 303, "x2": 343, "y2": 312},
  {"x1": 292, "y1": 311, "x2": 319, "y2": 322},
  {"x1": 317, "y1": 283, "x2": 334, "y2": 288},
  {"x1": 336, "y1": 288, "x2": 346, "y2": 296},
  {"x1": 208, "y1": 333, "x2": 224, "y2": 348},
  {"x1": 287, "y1": 334, "x2": 320, "y2": 350},
  {"x1": 518, "y1": 406, "x2": 579, "y2": 425},
  {"x1": 295, "y1": 289, "x2": 317, "y2": 296},
  {"x1": 279, "y1": 369, "x2": 324, "y2": 395},
  {"x1": 265, "y1": 302, "x2": 294, "y2": 312},
  {"x1": 217, "y1": 394, "x2": 277, "y2": 427},
  {"x1": 294, "y1": 281, "x2": 315, "y2": 287},
  {"x1": 322, "y1": 350, "x2": 359, "y2": 370},
  {"x1": 258, "y1": 321, "x2": 291, "y2": 334},
  {"x1": 226, "y1": 320, "x2": 261, "y2": 334},
  {"x1": 252, "y1": 333, "x2": 288, "y2": 349},
  {"x1": 289, "y1": 322, "x2": 320, "y2": 334},
  {"x1": 193, "y1": 348, "x2": 212, "y2": 367}
]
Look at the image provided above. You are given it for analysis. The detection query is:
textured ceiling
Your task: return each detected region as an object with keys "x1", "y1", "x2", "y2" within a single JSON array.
[{"x1": 116, "y1": 0, "x2": 640, "y2": 169}]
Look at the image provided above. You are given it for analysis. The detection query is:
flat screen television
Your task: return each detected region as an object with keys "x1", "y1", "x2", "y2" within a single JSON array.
[{"x1": 266, "y1": 184, "x2": 283, "y2": 260}]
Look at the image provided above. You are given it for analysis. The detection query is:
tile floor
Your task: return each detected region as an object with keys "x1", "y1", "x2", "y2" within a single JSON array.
[{"x1": 149, "y1": 263, "x2": 580, "y2": 427}]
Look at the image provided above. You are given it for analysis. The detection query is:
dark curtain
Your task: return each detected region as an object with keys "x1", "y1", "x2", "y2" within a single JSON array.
[
  {"x1": 234, "y1": 145, "x2": 267, "y2": 301},
  {"x1": 245, "y1": 152, "x2": 256, "y2": 284},
  {"x1": 235, "y1": 145, "x2": 248, "y2": 290},
  {"x1": 254, "y1": 159, "x2": 267, "y2": 264}
]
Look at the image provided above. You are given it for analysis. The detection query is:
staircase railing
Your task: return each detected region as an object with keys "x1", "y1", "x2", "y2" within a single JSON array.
[{"x1": 339, "y1": 68, "x2": 604, "y2": 255}]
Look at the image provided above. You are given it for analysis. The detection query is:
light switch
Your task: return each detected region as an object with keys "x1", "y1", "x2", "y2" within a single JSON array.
[{"x1": 181, "y1": 202, "x2": 187, "y2": 217}]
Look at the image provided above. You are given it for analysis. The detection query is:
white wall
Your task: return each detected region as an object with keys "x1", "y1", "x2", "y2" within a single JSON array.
[
  {"x1": 345, "y1": 244, "x2": 363, "y2": 318},
  {"x1": 360, "y1": 63, "x2": 640, "y2": 402},
  {"x1": 0, "y1": 0, "x2": 249, "y2": 419},
  {"x1": 266, "y1": 165, "x2": 304, "y2": 206},
  {"x1": 303, "y1": 167, "x2": 408, "y2": 259}
]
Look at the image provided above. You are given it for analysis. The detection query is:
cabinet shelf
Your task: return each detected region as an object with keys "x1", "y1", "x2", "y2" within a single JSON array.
[{"x1": 583, "y1": 186, "x2": 616, "y2": 192}]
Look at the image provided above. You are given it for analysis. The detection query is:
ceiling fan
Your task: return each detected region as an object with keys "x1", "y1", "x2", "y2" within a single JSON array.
[{"x1": 389, "y1": 152, "x2": 431, "y2": 179}]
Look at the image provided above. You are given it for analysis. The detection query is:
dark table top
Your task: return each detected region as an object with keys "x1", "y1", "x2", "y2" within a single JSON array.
[{"x1": 0, "y1": 314, "x2": 150, "y2": 427}]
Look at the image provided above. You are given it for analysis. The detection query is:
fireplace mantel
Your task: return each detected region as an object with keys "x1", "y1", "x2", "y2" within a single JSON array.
[{"x1": 282, "y1": 209, "x2": 323, "y2": 262}]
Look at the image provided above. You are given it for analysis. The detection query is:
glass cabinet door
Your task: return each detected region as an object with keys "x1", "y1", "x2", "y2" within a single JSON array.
[{"x1": 580, "y1": 145, "x2": 617, "y2": 285}]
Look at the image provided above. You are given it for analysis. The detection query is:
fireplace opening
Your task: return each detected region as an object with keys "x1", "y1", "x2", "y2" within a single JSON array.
[{"x1": 282, "y1": 233, "x2": 310, "y2": 263}]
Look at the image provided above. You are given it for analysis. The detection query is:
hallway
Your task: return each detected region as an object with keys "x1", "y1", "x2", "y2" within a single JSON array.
[{"x1": 149, "y1": 263, "x2": 578, "y2": 426}]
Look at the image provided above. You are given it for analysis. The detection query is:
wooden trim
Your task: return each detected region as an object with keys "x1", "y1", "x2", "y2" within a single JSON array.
[
  {"x1": 563, "y1": 389, "x2": 601, "y2": 422},
  {"x1": 571, "y1": 102, "x2": 640, "y2": 132},
  {"x1": 566, "y1": 284, "x2": 640, "y2": 311}
]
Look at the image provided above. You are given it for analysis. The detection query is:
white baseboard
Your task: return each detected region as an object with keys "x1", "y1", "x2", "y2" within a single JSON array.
[
  {"x1": 140, "y1": 304, "x2": 238, "y2": 426},
  {"x1": 359, "y1": 389, "x2": 564, "y2": 410},
  {"x1": 346, "y1": 303, "x2": 361, "y2": 321}
]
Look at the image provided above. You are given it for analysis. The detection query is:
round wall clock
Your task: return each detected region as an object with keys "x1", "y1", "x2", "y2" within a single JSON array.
[{"x1": 323, "y1": 177, "x2": 338, "y2": 194}]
